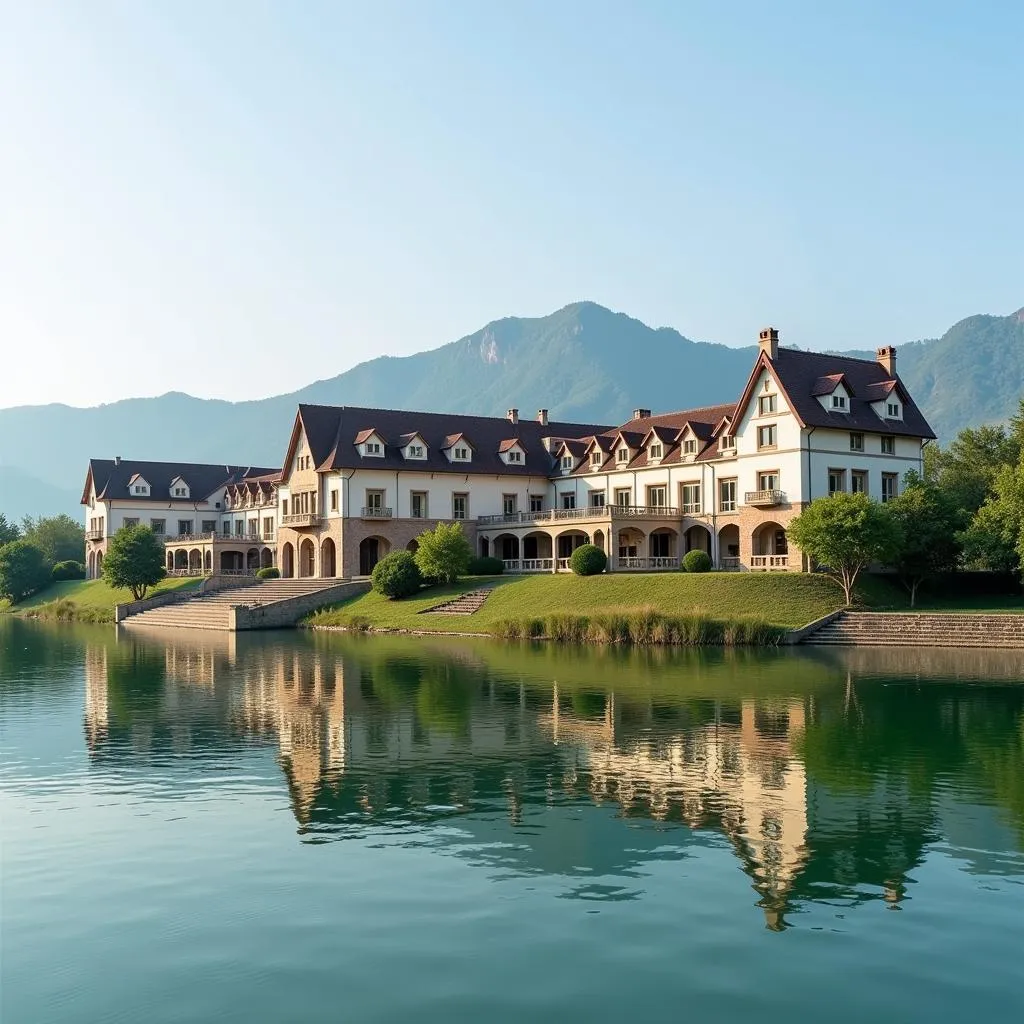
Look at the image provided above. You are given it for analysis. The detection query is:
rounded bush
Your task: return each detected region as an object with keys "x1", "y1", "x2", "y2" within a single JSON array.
[
  {"x1": 51, "y1": 560, "x2": 86, "y2": 581},
  {"x1": 682, "y1": 549, "x2": 712, "y2": 573},
  {"x1": 569, "y1": 544, "x2": 607, "y2": 576},
  {"x1": 371, "y1": 550, "x2": 423, "y2": 599},
  {"x1": 467, "y1": 555, "x2": 504, "y2": 576},
  {"x1": 256, "y1": 566, "x2": 280, "y2": 580}
]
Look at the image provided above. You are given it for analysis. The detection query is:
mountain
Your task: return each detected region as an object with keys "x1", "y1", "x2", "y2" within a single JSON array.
[{"x1": 1, "y1": 301, "x2": 1021, "y2": 520}]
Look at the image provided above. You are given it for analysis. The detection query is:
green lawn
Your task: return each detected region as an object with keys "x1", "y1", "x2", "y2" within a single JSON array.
[
  {"x1": 307, "y1": 572, "x2": 851, "y2": 633},
  {"x1": 1, "y1": 576, "x2": 201, "y2": 621}
]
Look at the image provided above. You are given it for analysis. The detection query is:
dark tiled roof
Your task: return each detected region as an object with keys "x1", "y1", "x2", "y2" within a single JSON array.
[
  {"x1": 84, "y1": 460, "x2": 279, "y2": 504},
  {"x1": 810, "y1": 373, "x2": 848, "y2": 397},
  {"x1": 293, "y1": 405, "x2": 611, "y2": 478},
  {"x1": 771, "y1": 349, "x2": 934, "y2": 438}
]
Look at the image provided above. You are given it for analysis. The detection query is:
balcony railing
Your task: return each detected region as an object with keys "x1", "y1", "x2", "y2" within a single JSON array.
[
  {"x1": 86, "y1": 529, "x2": 104, "y2": 541},
  {"x1": 281, "y1": 513, "x2": 322, "y2": 528},
  {"x1": 502, "y1": 558, "x2": 554, "y2": 573},
  {"x1": 720, "y1": 556, "x2": 742, "y2": 571},
  {"x1": 478, "y1": 504, "x2": 684, "y2": 527},
  {"x1": 616, "y1": 556, "x2": 680, "y2": 570},
  {"x1": 360, "y1": 506, "x2": 393, "y2": 519},
  {"x1": 164, "y1": 532, "x2": 217, "y2": 544},
  {"x1": 744, "y1": 489, "x2": 786, "y2": 507},
  {"x1": 750, "y1": 554, "x2": 791, "y2": 570}
]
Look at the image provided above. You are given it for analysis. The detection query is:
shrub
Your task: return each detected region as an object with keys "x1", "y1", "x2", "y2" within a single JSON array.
[
  {"x1": 682, "y1": 549, "x2": 712, "y2": 573},
  {"x1": 467, "y1": 555, "x2": 504, "y2": 576},
  {"x1": 52, "y1": 560, "x2": 86, "y2": 581},
  {"x1": 569, "y1": 544, "x2": 607, "y2": 576},
  {"x1": 371, "y1": 550, "x2": 423, "y2": 599},
  {"x1": 414, "y1": 522, "x2": 472, "y2": 584},
  {"x1": 0, "y1": 540, "x2": 50, "y2": 603},
  {"x1": 256, "y1": 566, "x2": 280, "y2": 580}
]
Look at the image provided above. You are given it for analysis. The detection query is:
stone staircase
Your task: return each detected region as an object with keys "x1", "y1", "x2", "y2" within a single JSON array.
[
  {"x1": 804, "y1": 611, "x2": 1024, "y2": 649},
  {"x1": 424, "y1": 587, "x2": 497, "y2": 616},
  {"x1": 124, "y1": 579, "x2": 343, "y2": 631}
]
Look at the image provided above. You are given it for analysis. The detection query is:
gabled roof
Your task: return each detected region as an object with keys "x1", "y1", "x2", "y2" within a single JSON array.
[
  {"x1": 399, "y1": 431, "x2": 428, "y2": 447},
  {"x1": 82, "y1": 460, "x2": 278, "y2": 505},
  {"x1": 861, "y1": 379, "x2": 907, "y2": 402},
  {"x1": 353, "y1": 428, "x2": 381, "y2": 445},
  {"x1": 127, "y1": 473, "x2": 149, "y2": 486},
  {"x1": 282, "y1": 404, "x2": 610, "y2": 478},
  {"x1": 498, "y1": 438, "x2": 526, "y2": 453},
  {"x1": 810, "y1": 373, "x2": 853, "y2": 397},
  {"x1": 641, "y1": 425, "x2": 675, "y2": 446}
]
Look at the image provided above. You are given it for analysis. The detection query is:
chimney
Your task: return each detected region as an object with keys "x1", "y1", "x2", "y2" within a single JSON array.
[
  {"x1": 758, "y1": 327, "x2": 779, "y2": 361},
  {"x1": 633, "y1": 408, "x2": 651, "y2": 420},
  {"x1": 114, "y1": 455, "x2": 121, "y2": 466},
  {"x1": 537, "y1": 408, "x2": 548, "y2": 426},
  {"x1": 876, "y1": 345, "x2": 896, "y2": 376},
  {"x1": 507, "y1": 408, "x2": 519, "y2": 425}
]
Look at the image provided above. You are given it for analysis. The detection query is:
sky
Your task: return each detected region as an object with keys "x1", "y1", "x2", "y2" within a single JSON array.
[{"x1": 0, "y1": 0, "x2": 1021, "y2": 410}]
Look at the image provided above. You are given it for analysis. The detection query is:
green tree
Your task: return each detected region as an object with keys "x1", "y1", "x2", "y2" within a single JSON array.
[
  {"x1": 924, "y1": 421, "x2": 1020, "y2": 520},
  {"x1": 960, "y1": 454, "x2": 1024, "y2": 574},
  {"x1": 886, "y1": 477, "x2": 963, "y2": 606},
  {"x1": 20, "y1": 514, "x2": 86, "y2": 565},
  {"x1": 413, "y1": 522, "x2": 472, "y2": 585},
  {"x1": 0, "y1": 540, "x2": 50, "y2": 603},
  {"x1": 0, "y1": 514, "x2": 20, "y2": 545},
  {"x1": 788, "y1": 493, "x2": 901, "y2": 605},
  {"x1": 102, "y1": 524, "x2": 166, "y2": 600}
]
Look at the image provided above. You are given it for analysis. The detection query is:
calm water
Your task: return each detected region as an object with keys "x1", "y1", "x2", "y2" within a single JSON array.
[{"x1": 2, "y1": 620, "x2": 1023, "y2": 1023}]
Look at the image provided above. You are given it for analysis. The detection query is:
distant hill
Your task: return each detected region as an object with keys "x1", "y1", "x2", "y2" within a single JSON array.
[{"x1": 1, "y1": 301, "x2": 1021, "y2": 520}]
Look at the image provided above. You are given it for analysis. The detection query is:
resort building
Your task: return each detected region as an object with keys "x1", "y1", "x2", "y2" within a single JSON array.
[{"x1": 82, "y1": 329, "x2": 934, "y2": 577}]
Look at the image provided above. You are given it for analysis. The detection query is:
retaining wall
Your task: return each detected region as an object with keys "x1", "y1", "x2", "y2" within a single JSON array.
[
  {"x1": 228, "y1": 580, "x2": 370, "y2": 630},
  {"x1": 115, "y1": 574, "x2": 256, "y2": 623}
]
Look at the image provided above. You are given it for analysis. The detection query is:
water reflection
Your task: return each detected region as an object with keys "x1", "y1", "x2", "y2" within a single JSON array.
[{"x1": 73, "y1": 626, "x2": 1024, "y2": 929}]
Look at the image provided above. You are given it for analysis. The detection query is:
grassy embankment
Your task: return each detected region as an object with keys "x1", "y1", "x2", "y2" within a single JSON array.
[
  {"x1": 305, "y1": 573, "x2": 856, "y2": 645},
  {"x1": 0, "y1": 577, "x2": 201, "y2": 624}
]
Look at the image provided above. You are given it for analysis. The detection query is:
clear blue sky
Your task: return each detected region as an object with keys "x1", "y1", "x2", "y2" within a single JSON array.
[{"x1": 1, "y1": 0, "x2": 1021, "y2": 409}]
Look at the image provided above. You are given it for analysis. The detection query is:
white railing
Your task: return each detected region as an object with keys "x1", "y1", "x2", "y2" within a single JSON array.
[
  {"x1": 615, "y1": 556, "x2": 680, "y2": 570},
  {"x1": 360, "y1": 507, "x2": 393, "y2": 518},
  {"x1": 478, "y1": 504, "x2": 684, "y2": 527},
  {"x1": 86, "y1": 529, "x2": 104, "y2": 541},
  {"x1": 750, "y1": 554, "x2": 790, "y2": 570},
  {"x1": 744, "y1": 490, "x2": 786, "y2": 506},
  {"x1": 502, "y1": 558, "x2": 555, "y2": 572},
  {"x1": 557, "y1": 558, "x2": 571, "y2": 571},
  {"x1": 681, "y1": 504, "x2": 702, "y2": 515},
  {"x1": 164, "y1": 532, "x2": 217, "y2": 544},
  {"x1": 281, "y1": 513, "x2": 322, "y2": 527}
]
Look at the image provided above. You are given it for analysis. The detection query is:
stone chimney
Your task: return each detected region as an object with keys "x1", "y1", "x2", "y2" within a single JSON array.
[
  {"x1": 758, "y1": 327, "x2": 779, "y2": 360},
  {"x1": 114, "y1": 455, "x2": 121, "y2": 466},
  {"x1": 876, "y1": 345, "x2": 896, "y2": 376},
  {"x1": 537, "y1": 409, "x2": 548, "y2": 426},
  {"x1": 506, "y1": 408, "x2": 519, "y2": 425},
  {"x1": 633, "y1": 408, "x2": 651, "y2": 420}
]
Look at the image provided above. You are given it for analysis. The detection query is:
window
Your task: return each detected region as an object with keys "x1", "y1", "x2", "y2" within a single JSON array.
[
  {"x1": 757, "y1": 425, "x2": 777, "y2": 449},
  {"x1": 758, "y1": 471, "x2": 779, "y2": 492},
  {"x1": 365, "y1": 442, "x2": 382, "y2": 456},
  {"x1": 831, "y1": 395, "x2": 847, "y2": 410},
  {"x1": 502, "y1": 494, "x2": 518, "y2": 516},
  {"x1": 409, "y1": 444, "x2": 424, "y2": 458},
  {"x1": 452, "y1": 493, "x2": 468, "y2": 519},
  {"x1": 561, "y1": 454, "x2": 574, "y2": 471},
  {"x1": 647, "y1": 485, "x2": 667, "y2": 508},
  {"x1": 650, "y1": 443, "x2": 663, "y2": 460},
  {"x1": 590, "y1": 451, "x2": 603, "y2": 468},
  {"x1": 720, "y1": 434, "x2": 736, "y2": 452},
  {"x1": 248, "y1": 520, "x2": 258, "y2": 538},
  {"x1": 719, "y1": 479, "x2": 737, "y2": 513},
  {"x1": 282, "y1": 499, "x2": 289, "y2": 516},
  {"x1": 530, "y1": 494, "x2": 544, "y2": 513},
  {"x1": 263, "y1": 516, "x2": 274, "y2": 537},
  {"x1": 851, "y1": 470, "x2": 868, "y2": 494},
  {"x1": 589, "y1": 490, "x2": 606, "y2": 508},
  {"x1": 173, "y1": 486, "x2": 187, "y2": 497},
  {"x1": 683, "y1": 439, "x2": 698, "y2": 456},
  {"x1": 850, "y1": 432, "x2": 864, "y2": 452},
  {"x1": 330, "y1": 489, "x2": 339, "y2": 512},
  {"x1": 828, "y1": 469, "x2": 846, "y2": 495},
  {"x1": 235, "y1": 520, "x2": 245, "y2": 537},
  {"x1": 882, "y1": 473, "x2": 898, "y2": 503},
  {"x1": 177, "y1": 520, "x2": 193, "y2": 536},
  {"x1": 454, "y1": 447, "x2": 469, "y2": 461},
  {"x1": 881, "y1": 435, "x2": 895, "y2": 455},
  {"x1": 149, "y1": 518, "x2": 165, "y2": 535},
  {"x1": 759, "y1": 394, "x2": 777, "y2": 415},
  {"x1": 887, "y1": 402, "x2": 901, "y2": 418},
  {"x1": 124, "y1": 517, "x2": 139, "y2": 528},
  {"x1": 681, "y1": 483, "x2": 701, "y2": 514},
  {"x1": 617, "y1": 447, "x2": 629, "y2": 464},
  {"x1": 561, "y1": 492, "x2": 576, "y2": 509},
  {"x1": 507, "y1": 450, "x2": 522, "y2": 463},
  {"x1": 650, "y1": 533, "x2": 671, "y2": 558},
  {"x1": 614, "y1": 488, "x2": 632, "y2": 507},
  {"x1": 202, "y1": 519, "x2": 216, "y2": 533},
  {"x1": 411, "y1": 492, "x2": 428, "y2": 519},
  {"x1": 365, "y1": 489, "x2": 385, "y2": 511}
]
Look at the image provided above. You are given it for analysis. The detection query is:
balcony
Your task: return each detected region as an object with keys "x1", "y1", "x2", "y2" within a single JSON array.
[
  {"x1": 360, "y1": 506, "x2": 393, "y2": 519},
  {"x1": 744, "y1": 489, "x2": 786, "y2": 507},
  {"x1": 164, "y1": 532, "x2": 217, "y2": 544},
  {"x1": 281, "y1": 513, "x2": 323, "y2": 528},
  {"x1": 616, "y1": 556, "x2": 680, "y2": 571},
  {"x1": 502, "y1": 558, "x2": 554, "y2": 573},
  {"x1": 86, "y1": 529, "x2": 104, "y2": 541},
  {"x1": 478, "y1": 505, "x2": 683, "y2": 527},
  {"x1": 750, "y1": 554, "x2": 791, "y2": 570}
]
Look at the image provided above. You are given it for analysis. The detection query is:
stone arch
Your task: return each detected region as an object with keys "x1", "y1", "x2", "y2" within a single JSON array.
[
  {"x1": 204, "y1": 550, "x2": 213, "y2": 572},
  {"x1": 246, "y1": 547, "x2": 261, "y2": 572},
  {"x1": 220, "y1": 551, "x2": 240, "y2": 573},
  {"x1": 299, "y1": 538, "x2": 316, "y2": 578},
  {"x1": 260, "y1": 547, "x2": 274, "y2": 568},
  {"x1": 406, "y1": 539, "x2": 419, "y2": 553},
  {"x1": 555, "y1": 529, "x2": 589, "y2": 561},
  {"x1": 649, "y1": 527, "x2": 679, "y2": 561},
  {"x1": 281, "y1": 542, "x2": 295, "y2": 578},
  {"x1": 593, "y1": 529, "x2": 605, "y2": 552},
  {"x1": 522, "y1": 531, "x2": 553, "y2": 560},
  {"x1": 718, "y1": 523, "x2": 740, "y2": 568},
  {"x1": 616, "y1": 527, "x2": 645, "y2": 561},
  {"x1": 358, "y1": 536, "x2": 390, "y2": 575},
  {"x1": 752, "y1": 522, "x2": 789, "y2": 566},
  {"x1": 493, "y1": 533, "x2": 520, "y2": 562},
  {"x1": 95, "y1": 551, "x2": 103, "y2": 577},
  {"x1": 683, "y1": 524, "x2": 712, "y2": 554},
  {"x1": 88, "y1": 550, "x2": 97, "y2": 578},
  {"x1": 320, "y1": 537, "x2": 337, "y2": 578},
  {"x1": 174, "y1": 549, "x2": 188, "y2": 571},
  {"x1": 189, "y1": 549, "x2": 202, "y2": 572}
]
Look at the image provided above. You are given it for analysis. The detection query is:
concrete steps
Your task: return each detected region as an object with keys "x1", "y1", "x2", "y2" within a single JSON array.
[
  {"x1": 424, "y1": 587, "x2": 497, "y2": 616},
  {"x1": 805, "y1": 611, "x2": 1024, "y2": 649},
  {"x1": 125, "y1": 579, "x2": 343, "y2": 631}
]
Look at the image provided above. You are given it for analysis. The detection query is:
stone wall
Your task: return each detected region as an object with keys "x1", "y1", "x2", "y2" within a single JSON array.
[
  {"x1": 229, "y1": 580, "x2": 370, "y2": 630},
  {"x1": 115, "y1": 574, "x2": 254, "y2": 622}
]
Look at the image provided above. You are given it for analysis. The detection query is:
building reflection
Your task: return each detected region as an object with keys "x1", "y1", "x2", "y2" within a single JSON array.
[{"x1": 83, "y1": 631, "x2": 1024, "y2": 929}]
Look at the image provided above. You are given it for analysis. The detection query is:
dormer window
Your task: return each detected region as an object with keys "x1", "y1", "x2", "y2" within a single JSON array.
[
  {"x1": 367, "y1": 442, "x2": 382, "y2": 455},
  {"x1": 561, "y1": 454, "x2": 574, "y2": 471},
  {"x1": 616, "y1": 448, "x2": 629, "y2": 464},
  {"x1": 683, "y1": 439, "x2": 697, "y2": 456},
  {"x1": 590, "y1": 451, "x2": 602, "y2": 469},
  {"x1": 831, "y1": 395, "x2": 847, "y2": 411},
  {"x1": 887, "y1": 401, "x2": 901, "y2": 418},
  {"x1": 650, "y1": 443, "x2": 663, "y2": 460},
  {"x1": 507, "y1": 450, "x2": 522, "y2": 463},
  {"x1": 134, "y1": 485, "x2": 148, "y2": 495},
  {"x1": 409, "y1": 445, "x2": 424, "y2": 458},
  {"x1": 720, "y1": 435, "x2": 735, "y2": 452},
  {"x1": 173, "y1": 486, "x2": 187, "y2": 497},
  {"x1": 454, "y1": 447, "x2": 469, "y2": 461}
]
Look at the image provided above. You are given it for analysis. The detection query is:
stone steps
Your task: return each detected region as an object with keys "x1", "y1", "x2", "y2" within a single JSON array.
[
  {"x1": 424, "y1": 588, "x2": 497, "y2": 616},
  {"x1": 805, "y1": 611, "x2": 1024, "y2": 649}
]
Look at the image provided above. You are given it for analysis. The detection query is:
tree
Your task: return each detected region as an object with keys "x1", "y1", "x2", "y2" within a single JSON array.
[
  {"x1": 0, "y1": 514, "x2": 20, "y2": 545},
  {"x1": 924, "y1": 422, "x2": 1020, "y2": 520},
  {"x1": 20, "y1": 514, "x2": 86, "y2": 565},
  {"x1": 102, "y1": 524, "x2": 166, "y2": 600},
  {"x1": 960, "y1": 454, "x2": 1024, "y2": 575},
  {"x1": 371, "y1": 550, "x2": 423, "y2": 599},
  {"x1": 0, "y1": 540, "x2": 50, "y2": 603},
  {"x1": 788, "y1": 493, "x2": 901, "y2": 605},
  {"x1": 413, "y1": 522, "x2": 472, "y2": 585},
  {"x1": 886, "y1": 478, "x2": 962, "y2": 606}
]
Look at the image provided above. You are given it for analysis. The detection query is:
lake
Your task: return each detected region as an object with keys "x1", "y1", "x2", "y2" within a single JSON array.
[{"x1": 2, "y1": 618, "x2": 1023, "y2": 1022}]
